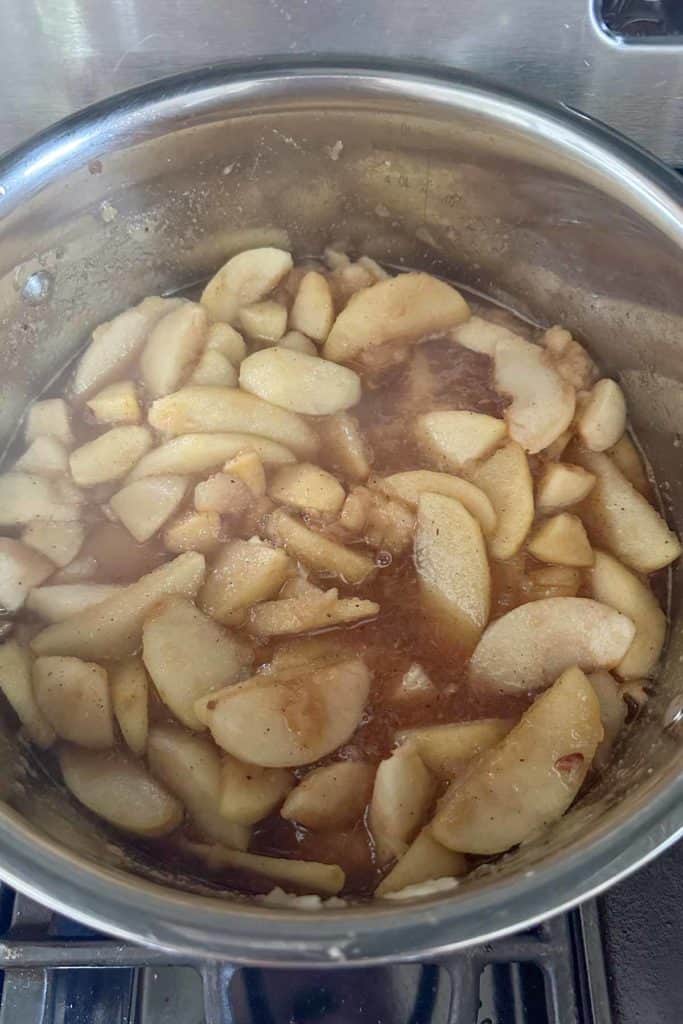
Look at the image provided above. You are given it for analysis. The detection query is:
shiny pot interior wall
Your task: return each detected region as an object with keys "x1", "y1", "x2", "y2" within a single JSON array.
[{"x1": 0, "y1": 68, "x2": 680, "y2": 957}]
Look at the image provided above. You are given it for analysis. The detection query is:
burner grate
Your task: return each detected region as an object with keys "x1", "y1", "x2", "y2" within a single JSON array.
[{"x1": 0, "y1": 885, "x2": 610, "y2": 1024}]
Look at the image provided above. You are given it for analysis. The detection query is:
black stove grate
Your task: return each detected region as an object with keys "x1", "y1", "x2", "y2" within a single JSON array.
[{"x1": 0, "y1": 885, "x2": 611, "y2": 1024}]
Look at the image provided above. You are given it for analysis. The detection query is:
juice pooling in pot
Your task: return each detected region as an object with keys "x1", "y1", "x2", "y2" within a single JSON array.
[{"x1": 0, "y1": 245, "x2": 678, "y2": 902}]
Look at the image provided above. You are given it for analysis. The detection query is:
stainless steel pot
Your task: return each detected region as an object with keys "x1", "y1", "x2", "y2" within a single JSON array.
[{"x1": 0, "y1": 62, "x2": 681, "y2": 966}]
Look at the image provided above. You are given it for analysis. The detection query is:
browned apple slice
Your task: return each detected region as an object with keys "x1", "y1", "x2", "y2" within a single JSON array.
[
  {"x1": 432, "y1": 666, "x2": 603, "y2": 854},
  {"x1": 469, "y1": 597, "x2": 635, "y2": 694},
  {"x1": 469, "y1": 442, "x2": 534, "y2": 560}
]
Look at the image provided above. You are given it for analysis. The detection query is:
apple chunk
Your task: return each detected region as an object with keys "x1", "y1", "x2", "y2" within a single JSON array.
[
  {"x1": 269, "y1": 463, "x2": 346, "y2": 516},
  {"x1": 396, "y1": 719, "x2": 514, "y2": 780},
  {"x1": 26, "y1": 584, "x2": 123, "y2": 623},
  {"x1": 33, "y1": 656, "x2": 114, "y2": 749},
  {"x1": 469, "y1": 442, "x2": 534, "y2": 560},
  {"x1": 536, "y1": 462, "x2": 595, "y2": 513},
  {"x1": 576, "y1": 379, "x2": 626, "y2": 452},
  {"x1": 110, "y1": 657, "x2": 149, "y2": 756},
  {"x1": 432, "y1": 666, "x2": 603, "y2": 854},
  {"x1": 201, "y1": 247, "x2": 293, "y2": 324},
  {"x1": 527, "y1": 513, "x2": 594, "y2": 567},
  {"x1": 469, "y1": 597, "x2": 635, "y2": 694},
  {"x1": 199, "y1": 538, "x2": 293, "y2": 626},
  {"x1": 110, "y1": 475, "x2": 187, "y2": 543},
  {"x1": 0, "y1": 641, "x2": 55, "y2": 748},
  {"x1": 368, "y1": 749, "x2": 437, "y2": 864},
  {"x1": 240, "y1": 348, "x2": 361, "y2": 415},
  {"x1": 0, "y1": 539, "x2": 54, "y2": 612},
  {"x1": 415, "y1": 411, "x2": 506, "y2": 472},
  {"x1": 376, "y1": 829, "x2": 467, "y2": 897},
  {"x1": 379, "y1": 471, "x2": 496, "y2": 537},
  {"x1": 139, "y1": 301, "x2": 208, "y2": 398},
  {"x1": 128, "y1": 433, "x2": 295, "y2": 480},
  {"x1": 220, "y1": 757, "x2": 293, "y2": 825},
  {"x1": 414, "y1": 493, "x2": 490, "y2": 652},
  {"x1": 281, "y1": 762, "x2": 375, "y2": 830}
]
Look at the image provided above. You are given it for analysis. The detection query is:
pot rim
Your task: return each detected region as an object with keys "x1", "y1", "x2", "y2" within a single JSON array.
[{"x1": 0, "y1": 59, "x2": 681, "y2": 965}]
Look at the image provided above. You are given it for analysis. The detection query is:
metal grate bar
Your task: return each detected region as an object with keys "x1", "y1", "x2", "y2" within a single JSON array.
[{"x1": 0, "y1": 969, "x2": 51, "y2": 1024}]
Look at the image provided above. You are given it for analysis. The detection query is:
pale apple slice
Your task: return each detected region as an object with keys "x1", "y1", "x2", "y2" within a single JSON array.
[
  {"x1": 569, "y1": 443, "x2": 681, "y2": 572},
  {"x1": 148, "y1": 387, "x2": 318, "y2": 459},
  {"x1": 379, "y1": 471, "x2": 496, "y2": 537},
  {"x1": 527, "y1": 513, "x2": 594, "y2": 568},
  {"x1": 199, "y1": 538, "x2": 293, "y2": 626},
  {"x1": 323, "y1": 272, "x2": 470, "y2": 366},
  {"x1": 541, "y1": 325, "x2": 598, "y2": 391},
  {"x1": 317, "y1": 413, "x2": 371, "y2": 481},
  {"x1": 240, "y1": 349, "x2": 361, "y2": 416},
  {"x1": 415, "y1": 411, "x2": 506, "y2": 472},
  {"x1": 33, "y1": 656, "x2": 114, "y2": 749},
  {"x1": 128, "y1": 433, "x2": 295, "y2": 481},
  {"x1": 266, "y1": 508, "x2": 375, "y2": 584},
  {"x1": 270, "y1": 464, "x2": 346, "y2": 516},
  {"x1": 163, "y1": 510, "x2": 222, "y2": 555},
  {"x1": 0, "y1": 473, "x2": 81, "y2": 525},
  {"x1": 223, "y1": 450, "x2": 266, "y2": 497},
  {"x1": 201, "y1": 247, "x2": 293, "y2": 324},
  {"x1": 469, "y1": 442, "x2": 534, "y2": 560},
  {"x1": 396, "y1": 719, "x2": 514, "y2": 780},
  {"x1": 32, "y1": 551, "x2": 206, "y2": 658},
  {"x1": 290, "y1": 271, "x2": 334, "y2": 342},
  {"x1": 142, "y1": 596, "x2": 252, "y2": 730},
  {"x1": 140, "y1": 301, "x2": 208, "y2": 398},
  {"x1": 249, "y1": 591, "x2": 379, "y2": 638},
  {"x1": 451, "y1": 315, "x2": 515, "y2": 356},
  {"x1": 197, "y1": 658, "x2": 371, "y2": 767},
  {"x1": 72, "y1": 296, "x2": 182, "y2": 399},
  {"x1": 368, "y1": 749, "x2": 437, "y2": 864},
  {"x1": 182, "y1": 842, "x2": 345, "y2": 896},
  {"x1": 239, "y1": 300, "x2": 288, "y2": 343},
  {"x1": 219, "y1": 757, "x2": 294, "y2": 825},
  {"x1": 281, "y1": 761, "x2": 375, "y2": 830},
  {"x1": 469, "y1": 596, "x2": 635, "y2": 694},
  {"x1": 432, "y1": 666, "x2": 602, "y2": 854},
  {"x1": 0, "y1": 539, "x2": 54, "y2": 612},
  {"x1": 0, "y1": 640, "x2": 55, "y2": 748},
  {"x1": 15, "y1": 436, "x2": 69, "y2": 477},
  {"x1": 576, "y1": 379, "x2": 626, "y2": 452},
  {"x1": 189, "y1": 349, "x2": 238, "y2": 388},
  {"x1": 110, "y1": 475, "x2": 188, "y2": 543},
  {"x1": 375, "y1": 829, "x2": 467, "y2": 897},
  {"x1": 194, "y1": 472, "x2": 252, "y2": 516},
  {"x1": 110, "y1": 657, "x2": 148, "y2": 756},
  {"x1": 146, "y1": 724, "x2": 249, "y2": 849},
  {"x1": 22, "y1": 521, "x2": 85, "y2": 569},
  {"x1": 206, "y1": 322, "x2": 247, "y2": 364},
  {"x1": 415, "y1": 493, "x2": 490, "y2": 652},
  {"x1": 607, "y1": 435, "x2": 649, "y2": 495},
  {"x1": 536, "y1": 463, "x2": 596, "y2": 513},
  {"x1": 278, "y1": 330, "x2": 317, "y2": 355},
  {"x1": 59, "y1": 745, "x2": 183, "y2": 837},
  {"x1": 588, "y1": 670, "x2": 627, "y2": 771},
  {"x1": 69, "y1": 426, "x2": 153, "y2": 487},
  {"x1": 25, "y1": 398, "x2": 73, "y2": 446},
  {"x1": 590, "y1": 550, "x2": 666, "y2": 679},
  {"x1": 26, "y1": 583, "x2": 124, "y2": 622},
  {"x1": 86, "y1": 380, "x2": 142, "y2": 425}
]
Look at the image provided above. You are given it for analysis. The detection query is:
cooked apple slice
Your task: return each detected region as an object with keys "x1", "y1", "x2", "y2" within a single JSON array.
[
  {"x1": 527, "y1": 513, "x2": 594, "y2": 568},
  {"x1": 415, "y1": 493, "x2": 490, "y2": 652},
  {"x1": 189, "y1": 348, "x2": 238, "y2": 387},
  {"x1": 0, "y1": 472, "x2": 81, "y2": 525},
  {"x1": 536, "y1": 463, "x2": 596, "y2": 513},
  {"x1": 201, "y1": 247, "x2": 293, "y2": 324},
  {"x1": 240, "y1": 349, "x2": 361, "y2": 416},
  {"x1": 222, "y1": 449, "x2": 266, "y2": 498},
  {"x1": 379, "y1": 471, "x2": 496, "y2": 537},
  {"x1": 33, "y1": 656, "x2": 114, "y2": 749},
  {"x1": 194, "y1": 472, "x2": 252, "y2": 517},
  {"x1": 110, "y1": 657, "x2": 148, "y2": 756},
  {"x1": 375, "y1": 829, "x2": 466, "y2": 897},
  {"x1": 26, "y1": 583, "x2": 124, "y2": 622},
  {"x1": 205, "y1": 322, "x2": 247, "y2": 364},
  {"x1": 469, "y1": 596, "x2": 635, "y2": 694},
  {"x1": 469, "y1": 442, "x2": 534, "y2": 560},
  {"x1": 142, "y1": 596, "x2": 252, "y2": 730},
  {"x1": 432, "y1": 666, "x2": 602, "y2": 854},
  {"x1": 25, "y1": 398, "x2": 73, "y2": 446},
  {"x1": 269, "y1": 464, "x2": 345, "y2": 516},
  {"x1": 15, "y1": 436, "x2": 69, "y2": 477},
  {"x1": 69, "y1": 426, "x2": 153, "y2": 486},
  {"x1": 278, "y1": 330, "x2": 318, "y2": 355},
  {"x1": 588, "y1": 670, "x2": 627, "y2": 771},
  {"x1": 148, "y1": 387, "x2": 318, "y2": 459},
  {"x1": 266, "y1": 509, "x2": 374, "y2": 584},
  {"x1": 182, "y1": 842, "x2": 345, "y2": 896},
  {"x1": 0, "y1": 539, "x2": 54, "y2": 612},
  {"x1": 239, "y1": 300, "x2": 287, "y2": 342},
  {"x1": 22, "y1": 521, "x2": 85, "y2": 568},
  {"x1": 32, "y1": 551, "x2": 206, "y2": 658},
  {"x1": 323, "y1": 272, "x2": 470, "y2": 366},
  {"x1": 197, "y1": 658, "x2": 370, "y2": 767},
  {"x1": 163, "y1": 510, "x2": 222, "y2": 555},
  {"x1": 396, "y1": 719, "x2": 514, "y2": 780},
  {"x1": 451, "y1": 315, "x2": 514, "y2": 356},
  {"x1": 59, "y1": 745, "x2": 183, "y2": 837},
  {"x1": 607, "y1": 435, "x2": 649, "y2": 495},
  {"x1": 128, "y1": 433, "x2": 295, "y2": 481},
  {"x1": 72, "y1": 297, "x2": 181, "y2": 399},
  {"x1": 351, "y1": 488, "x2": 414, "y2": 555},
  {"x1": 415, "y1": 411, "x2": 506, "y2": 472},
  {"x1": 110, "y1": 475, "x2": 188, "y2": 543},
  {"x1": 0, "y1": 640, "x2": 55, "y2": 748},
  {"x1": 281, "y1": 761, "x2": 375, "y2": 830},
  {"x1": 249, "y1": 590, "x2": 378, "y2": 638},
  {"x1": 199, "y1": 538, "x2": 292, "y2": 626},
  {"x1": 590, "y1": 550, "x2": 666, "y2": 679},
  {"x1": 219, "y1": 756, "x2": 294, "y2": 825},
  {"x1": 576, "y1": 379, "x2": 626, "y2": 452},
  {"x1": 541, "y1": 325, "x2": 598, "y2": 391},
  {"x1": 147, "y1": 724, "x2": 249, "y2": 849},
  {"x1": 140, "y1": 302, "x2": 208, "y2": 398},
  {"x1": 86, "y1": 380, "x2": 141, "y2": 425},
  {"x1": 569, "y1": 443, "x2": 681, "y2": 572},
  {"x1": 368, "y1": 748, "x2": 437, "y2": 864},
  {"x1": 317, "y1": 412, "x2": 371, "y2": 481},
  {"x1": 290, "y1": 271, "x2": 334, "y2": 342},
  {"x1": 50, "y1": 555, "x2": 98, "y2": 584}
]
